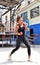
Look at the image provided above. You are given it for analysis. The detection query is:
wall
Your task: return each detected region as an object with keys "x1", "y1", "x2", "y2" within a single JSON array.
[
  {"x1": 2, "y1": 11, "x2": 10, "y2": 32},
  {"x1": 16, "y1": 1, "x2": 40, "y2": 44}
]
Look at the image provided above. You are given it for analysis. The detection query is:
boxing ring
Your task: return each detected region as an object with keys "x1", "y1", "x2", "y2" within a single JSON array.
[{"x1": 0, "y1": 33, "x2": 40, "y2": 47}]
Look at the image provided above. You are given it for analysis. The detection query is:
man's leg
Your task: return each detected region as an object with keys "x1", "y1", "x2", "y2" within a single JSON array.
[
  {"x1": 9, "y1": 38, "x2": 22, "y2": 59},
  {"x1": 23, "y1": 36, "x2": 31, "y2": 61}
]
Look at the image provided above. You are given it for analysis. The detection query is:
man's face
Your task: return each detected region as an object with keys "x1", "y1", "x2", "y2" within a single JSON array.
[{"x1": 18, "y1": 18, "x2": 23, "y2": 25}]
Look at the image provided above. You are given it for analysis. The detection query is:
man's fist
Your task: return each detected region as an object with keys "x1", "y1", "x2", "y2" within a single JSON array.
[{"x1": 20, "y1": 32, "x2": 23, "y2": 35}]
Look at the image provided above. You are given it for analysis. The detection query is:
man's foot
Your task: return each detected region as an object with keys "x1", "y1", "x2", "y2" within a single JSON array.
[
  {"x1": 8, "y1": 54, "x2": 11, "y2": 60},
  {"x1": 27, "y1": 56, "x2": 30, "y2": 62}
]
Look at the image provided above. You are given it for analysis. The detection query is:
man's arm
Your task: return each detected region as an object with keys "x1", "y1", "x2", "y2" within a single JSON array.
[
  {"x1": 14, "y1": 25, "x2": 19, "y2": 35},
  {"x1": 23, "y1": 22, "x2": 30, "y2": 31},
  {"x1": 14, "y1": 25, "x2": 23, "y2": 35}
]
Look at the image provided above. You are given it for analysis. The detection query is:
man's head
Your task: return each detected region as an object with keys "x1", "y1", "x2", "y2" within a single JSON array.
[{"x1": 17, "y1": 16, "x2": 23, "y2": 25}]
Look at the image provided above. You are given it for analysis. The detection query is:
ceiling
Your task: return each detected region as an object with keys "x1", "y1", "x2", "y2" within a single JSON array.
[{"x1": 0, "y1": 0, "x2": 24, "y2": 9}]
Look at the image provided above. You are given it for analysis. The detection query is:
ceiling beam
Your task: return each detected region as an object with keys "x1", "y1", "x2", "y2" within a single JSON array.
[{"x1": 2, "y1": 0, "x2": 24, "y2": 16}]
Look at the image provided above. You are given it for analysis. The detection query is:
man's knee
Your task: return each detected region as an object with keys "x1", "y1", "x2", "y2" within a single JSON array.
[
  {"x1": 27, "y1": 44, "x2": 31, "y2": 50},
  {"x1": 16, "y1": 46, "x2": 20, "y2": 50}
]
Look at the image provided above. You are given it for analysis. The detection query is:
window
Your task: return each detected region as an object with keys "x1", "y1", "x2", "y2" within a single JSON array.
[
  {"x1": 21, "y1": 12, "x2": 30, "y2": 26},
  {"x1": 30, "y1": 6, "x2": 39, "y2": 18},
  {"x1": 21, "y1": 12, "x2": 28, "y2": 22}
]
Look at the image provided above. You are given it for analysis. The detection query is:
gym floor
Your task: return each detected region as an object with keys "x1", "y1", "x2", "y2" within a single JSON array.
[{"x1": 0, "y1": 46, "x2": 40, "y2": 65}]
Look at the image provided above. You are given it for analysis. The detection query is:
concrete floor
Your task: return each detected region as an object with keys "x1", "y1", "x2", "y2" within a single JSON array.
[{"x1": 0, "y1": 46, "x2": 40, "y2": 65}]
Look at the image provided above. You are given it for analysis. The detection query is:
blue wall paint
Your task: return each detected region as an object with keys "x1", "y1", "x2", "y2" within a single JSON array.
[
  {"x1": 29, "y1": 24, "x2": 40, "y2": 34},
  {"x1": 29, "y1": 24, "x2": 40, "y2": 44}
]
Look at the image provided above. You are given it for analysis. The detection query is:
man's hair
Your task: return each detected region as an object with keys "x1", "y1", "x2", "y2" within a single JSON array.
[{"x1": 17, "y1": 16, "x2": 21, "y2": 23}]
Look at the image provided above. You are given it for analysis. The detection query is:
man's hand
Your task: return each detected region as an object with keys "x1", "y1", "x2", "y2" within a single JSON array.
[
  {"x1": 20, "y1": 32, "x2": 23, "y2": 35},
  {"x1": 18, "y1": 32, "x2": 23, "y2": 35},
  {"x1": 23, "y1": 22, "x2": 30, "y2": 31}
]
